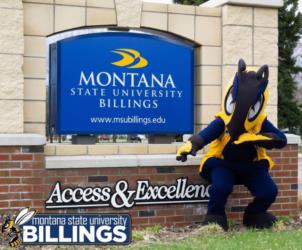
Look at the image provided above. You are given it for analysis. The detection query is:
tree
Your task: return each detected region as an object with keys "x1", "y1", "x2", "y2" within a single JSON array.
[
  {"x1": 173, "y1": 0, "x2": 207, "y2": 5},
  {"x1": 278, "y1": 0, "x2": 302, "y2": 134}
]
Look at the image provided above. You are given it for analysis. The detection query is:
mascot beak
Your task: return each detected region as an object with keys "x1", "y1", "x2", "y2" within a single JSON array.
[{"x1": 226, "y1": 59, "x2": 269, "y2": 142}]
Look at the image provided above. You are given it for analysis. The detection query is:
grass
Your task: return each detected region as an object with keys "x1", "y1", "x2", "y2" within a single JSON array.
[
  {"x1": 299, "y1": 146, "x2": 302, "y2": 153},
  {"x1": 125, "y1": 228, "x2": 302, "y2": 250},
  {"x1": 132, "y1": 224, "x2": 162, "y2": 241}
]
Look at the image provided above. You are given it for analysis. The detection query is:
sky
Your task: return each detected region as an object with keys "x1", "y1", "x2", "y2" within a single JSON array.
[{"x1": 144, "y1": 0, "x2": 302, "y2": 12}]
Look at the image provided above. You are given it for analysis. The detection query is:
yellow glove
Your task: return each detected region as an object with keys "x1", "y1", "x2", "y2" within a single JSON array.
[
  {"x1": 176, "y1": 141, "x2": 193, "y2": 162},
  {"x1": 176, "y1": 135, "x2": 204, "y2": 162}
]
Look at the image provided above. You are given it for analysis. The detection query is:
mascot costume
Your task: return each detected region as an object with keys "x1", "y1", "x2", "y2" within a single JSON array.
[{"x1": 176, "y1": 59, "x2": 287, "y2": 231}]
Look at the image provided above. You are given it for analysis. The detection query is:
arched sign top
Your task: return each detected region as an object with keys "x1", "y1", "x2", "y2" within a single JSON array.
[
  {"x1": 48, "y1": 26, "x2": 199, "y2": 48},
  {"x1": 49, "y1": 28, "x2": 195, "y2": 135}
]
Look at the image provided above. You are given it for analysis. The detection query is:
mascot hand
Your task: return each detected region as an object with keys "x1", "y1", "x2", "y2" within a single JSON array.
[{"x1": 176, "y1": 135, "x2": 204, "y2": 162}]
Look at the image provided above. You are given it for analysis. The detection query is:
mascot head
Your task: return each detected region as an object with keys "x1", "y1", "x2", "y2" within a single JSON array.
[{"x1": 221, "y1": 59, "x2": 269, "y2": 141}]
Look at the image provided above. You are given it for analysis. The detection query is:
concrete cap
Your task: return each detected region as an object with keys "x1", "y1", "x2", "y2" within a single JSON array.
[
  {"x1": 0, "y1": 134, "x2": 46, "y2": 146},
  {"x1": 285, "y1": 133, "x2": 301, "y2": 145},
  {"x1": 46, "y1": 154, "x2": 203, "y2": 169},
  {"x1": 201, "y1": 0, "x2": 283, "y2": 8}
]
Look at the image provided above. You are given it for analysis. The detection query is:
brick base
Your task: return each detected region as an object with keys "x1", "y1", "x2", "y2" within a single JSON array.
[{"x1": 0, "y1": 145, "x2": 298, "y2": 228}]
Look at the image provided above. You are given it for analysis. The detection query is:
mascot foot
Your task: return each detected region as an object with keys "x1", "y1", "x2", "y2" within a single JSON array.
[
  {"x1": 243, "y1": 212, "x2": 276, "y2": 229},
  {"x1": 202, "y1": 214, "x2": 228, "y2": 231}
]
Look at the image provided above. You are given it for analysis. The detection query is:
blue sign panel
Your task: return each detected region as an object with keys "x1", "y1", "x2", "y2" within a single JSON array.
[{"x1": 50, "y1": 30, "x2": 194, "y2": 134}]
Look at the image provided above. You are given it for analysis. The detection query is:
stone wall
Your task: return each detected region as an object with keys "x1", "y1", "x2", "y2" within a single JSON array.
[
  {"x1": 0, "y1": 0, "x2": 24, "y2": 133},
  {"x1": 222, "y1": 5, "x2": 279, "y2": 125},
  {"x1": 0, "y1": 0, "x2": 280, "y2": 137},
  {"x1": 23, "y1": 0, "x2": 117, "y2": 135},
  {"x1": 128, "y1": 2, "x2": 223, "y2": 133},
  {"x1": 18, "y1": 0, "x2": 280, "y2": 137},
  {"x1": 21, "y1": 0, "x2": 224, "y2": 136},
  {"x1": 0, "y1": 143, "x2": 298, "y2": 228}
]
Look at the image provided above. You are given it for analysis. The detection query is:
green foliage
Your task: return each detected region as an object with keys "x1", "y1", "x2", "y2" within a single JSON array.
[
  {"x1": 132, "y1": 230, "x2": 145, "y2": 241},
  {"x1": 278, "y1": 0, "x2": 302, "y2": 134},
  {"x1": 145, "y1": 224, "x2": 162, "y2": 234},
  {"x1": 173, "y1": 0, "x2": 207, "y2": 6},
  {"x1": 227, "y1": 219, "x2": 236, "y2": 230},
  {"x1": 132, "y1": 224, "x2": 162, "y2": 241},
  {"x1": 198, "y1": 223, "x2": 225, "y2": 235},
  {"x1": 273, "y1": 220, "x2": 286, "y2": 232},
  {"x1": 277, "y1": 216, "x2": 292, "y2": 224}
]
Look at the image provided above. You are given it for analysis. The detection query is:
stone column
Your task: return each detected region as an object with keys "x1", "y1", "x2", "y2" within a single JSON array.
[
  {"x1": 0, "y1": 0, "x2": 24, "y2": 133},
  {"x1": 115, "y1": 0, "x2": 142, "y2": 27},
  {"x1": 202, "y1": 0, "x2": 282, "y2": 125}
]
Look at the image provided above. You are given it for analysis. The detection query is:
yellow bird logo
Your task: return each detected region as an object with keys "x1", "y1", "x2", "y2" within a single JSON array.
[{"x1": 111, "y1": 48, "x2": 148, "y2": 69}]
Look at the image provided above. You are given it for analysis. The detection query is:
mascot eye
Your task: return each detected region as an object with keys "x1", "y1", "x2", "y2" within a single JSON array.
[
  {"x1": 248, "y1": 95, "x2": 264, "y2": 121},
  {"x1": 225, "y1": 87, "x2": 235, "y2": 115}
]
